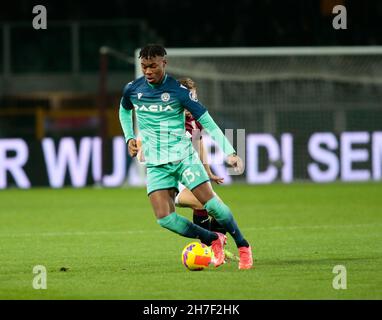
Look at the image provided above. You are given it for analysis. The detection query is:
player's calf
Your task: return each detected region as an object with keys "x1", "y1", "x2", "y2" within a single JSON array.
[
  {"x1": 157, "y1": 212, "x2": 218, "y2": 246},
  {"x1": 204, "y1": 196, "x2": 249, "y2": 248}
]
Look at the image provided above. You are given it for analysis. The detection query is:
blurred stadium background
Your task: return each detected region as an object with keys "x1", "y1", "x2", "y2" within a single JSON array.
[
  {"x1": 1, "y1": 0, "x2": 382, "y2": 301},
  {"x1": 1, "y1": 0, "x2": 381, "y2": 189}
]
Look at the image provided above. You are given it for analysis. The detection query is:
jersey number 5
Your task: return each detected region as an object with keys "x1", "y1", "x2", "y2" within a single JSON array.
[{"x1": 182, "y1": 168, "x2": 195, "y2": 185}]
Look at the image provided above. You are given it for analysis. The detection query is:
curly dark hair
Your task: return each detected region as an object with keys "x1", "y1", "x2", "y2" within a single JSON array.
[{"x1": 139, "y1": 44, "x2": 167, "y2": 59}]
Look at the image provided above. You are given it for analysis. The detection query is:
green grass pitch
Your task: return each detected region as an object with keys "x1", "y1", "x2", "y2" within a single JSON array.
[{"x1": 0, "y1": 182, "x2": 381, "y2": 299}]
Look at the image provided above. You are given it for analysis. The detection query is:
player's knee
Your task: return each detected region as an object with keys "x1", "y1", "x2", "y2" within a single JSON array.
[
  {"x1": 157, "y1": 212, "x2": 176, "y2": 229},
  {"x1": 204, "y1": 196, "x2": 230, "y2": 220}
]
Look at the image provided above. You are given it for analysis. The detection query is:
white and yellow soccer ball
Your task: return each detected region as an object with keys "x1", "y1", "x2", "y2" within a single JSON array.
[{"x1": 181, "y1": 242, "x2": 212, "y2": 271}]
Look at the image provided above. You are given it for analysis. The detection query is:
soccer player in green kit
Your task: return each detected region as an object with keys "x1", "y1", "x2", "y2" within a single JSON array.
[{"x1": 119, "y1": 44, "x2": 253, "y2": 269}]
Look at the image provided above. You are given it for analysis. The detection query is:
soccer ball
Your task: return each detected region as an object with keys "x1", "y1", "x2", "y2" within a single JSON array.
[{"x1": 181, "y1": 242, "x2": 212, "y2": 271}]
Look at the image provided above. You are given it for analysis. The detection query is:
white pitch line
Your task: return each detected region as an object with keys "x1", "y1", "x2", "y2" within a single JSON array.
[{"x1": 0, "y1": 223, "x2": 380, "y2": 238}]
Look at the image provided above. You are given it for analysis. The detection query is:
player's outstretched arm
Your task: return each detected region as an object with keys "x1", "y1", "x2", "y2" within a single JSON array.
[
  {"x1": 178, "y1": 84, "x2": 243, "y2": 173},
  {"x1": 197, "y1": 112, "x2": 244, "y2": 174}
]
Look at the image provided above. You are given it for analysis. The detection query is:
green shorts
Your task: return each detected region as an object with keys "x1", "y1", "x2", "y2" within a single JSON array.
[{"x1": 146, "y1": 152, "x2": 210, "y2": 196}]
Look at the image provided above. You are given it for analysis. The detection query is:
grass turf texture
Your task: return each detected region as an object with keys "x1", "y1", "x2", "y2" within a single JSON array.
[{"x1": 0, "y1": 182, "x2": 381, "y2": 300}]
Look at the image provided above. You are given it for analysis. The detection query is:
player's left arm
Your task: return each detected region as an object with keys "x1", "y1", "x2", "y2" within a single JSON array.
[
  {"x1": 197, "y1": 111, "x2": 244, "y2": 173},
  {"x1": 178, "y1": 86, "x2": 243, "y2": 173}
]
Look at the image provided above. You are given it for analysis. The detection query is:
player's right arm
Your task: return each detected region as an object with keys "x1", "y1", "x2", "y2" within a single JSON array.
[{"x1": 119, "y1": 82, "x2": 138, "y2": 157}]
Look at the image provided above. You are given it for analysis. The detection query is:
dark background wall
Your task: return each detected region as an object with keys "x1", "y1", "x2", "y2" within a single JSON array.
[{"x1": 1, "y1": 0, "x2": 381, "y2": 47}]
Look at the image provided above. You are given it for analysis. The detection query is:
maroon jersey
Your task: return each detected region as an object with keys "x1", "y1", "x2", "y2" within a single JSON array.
[{"x1": 185, "y1": 113, "x2": 203, "y2": 140}]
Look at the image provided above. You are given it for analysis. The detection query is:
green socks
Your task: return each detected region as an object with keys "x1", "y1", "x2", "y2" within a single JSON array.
[
  {"x1": 157, "y1": 212, "x2": 218, "y2": 245},
  {"x1": 156, "y1": 198, "x2": 249, "y2": 249},
  {"x1": 205, "y1": 196, "x2": 249, "y2": 248}
]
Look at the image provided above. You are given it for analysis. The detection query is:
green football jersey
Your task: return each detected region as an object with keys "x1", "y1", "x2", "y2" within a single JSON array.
[{"x1": 119, "y1": 74, "x2": 236, "y2": 167}]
